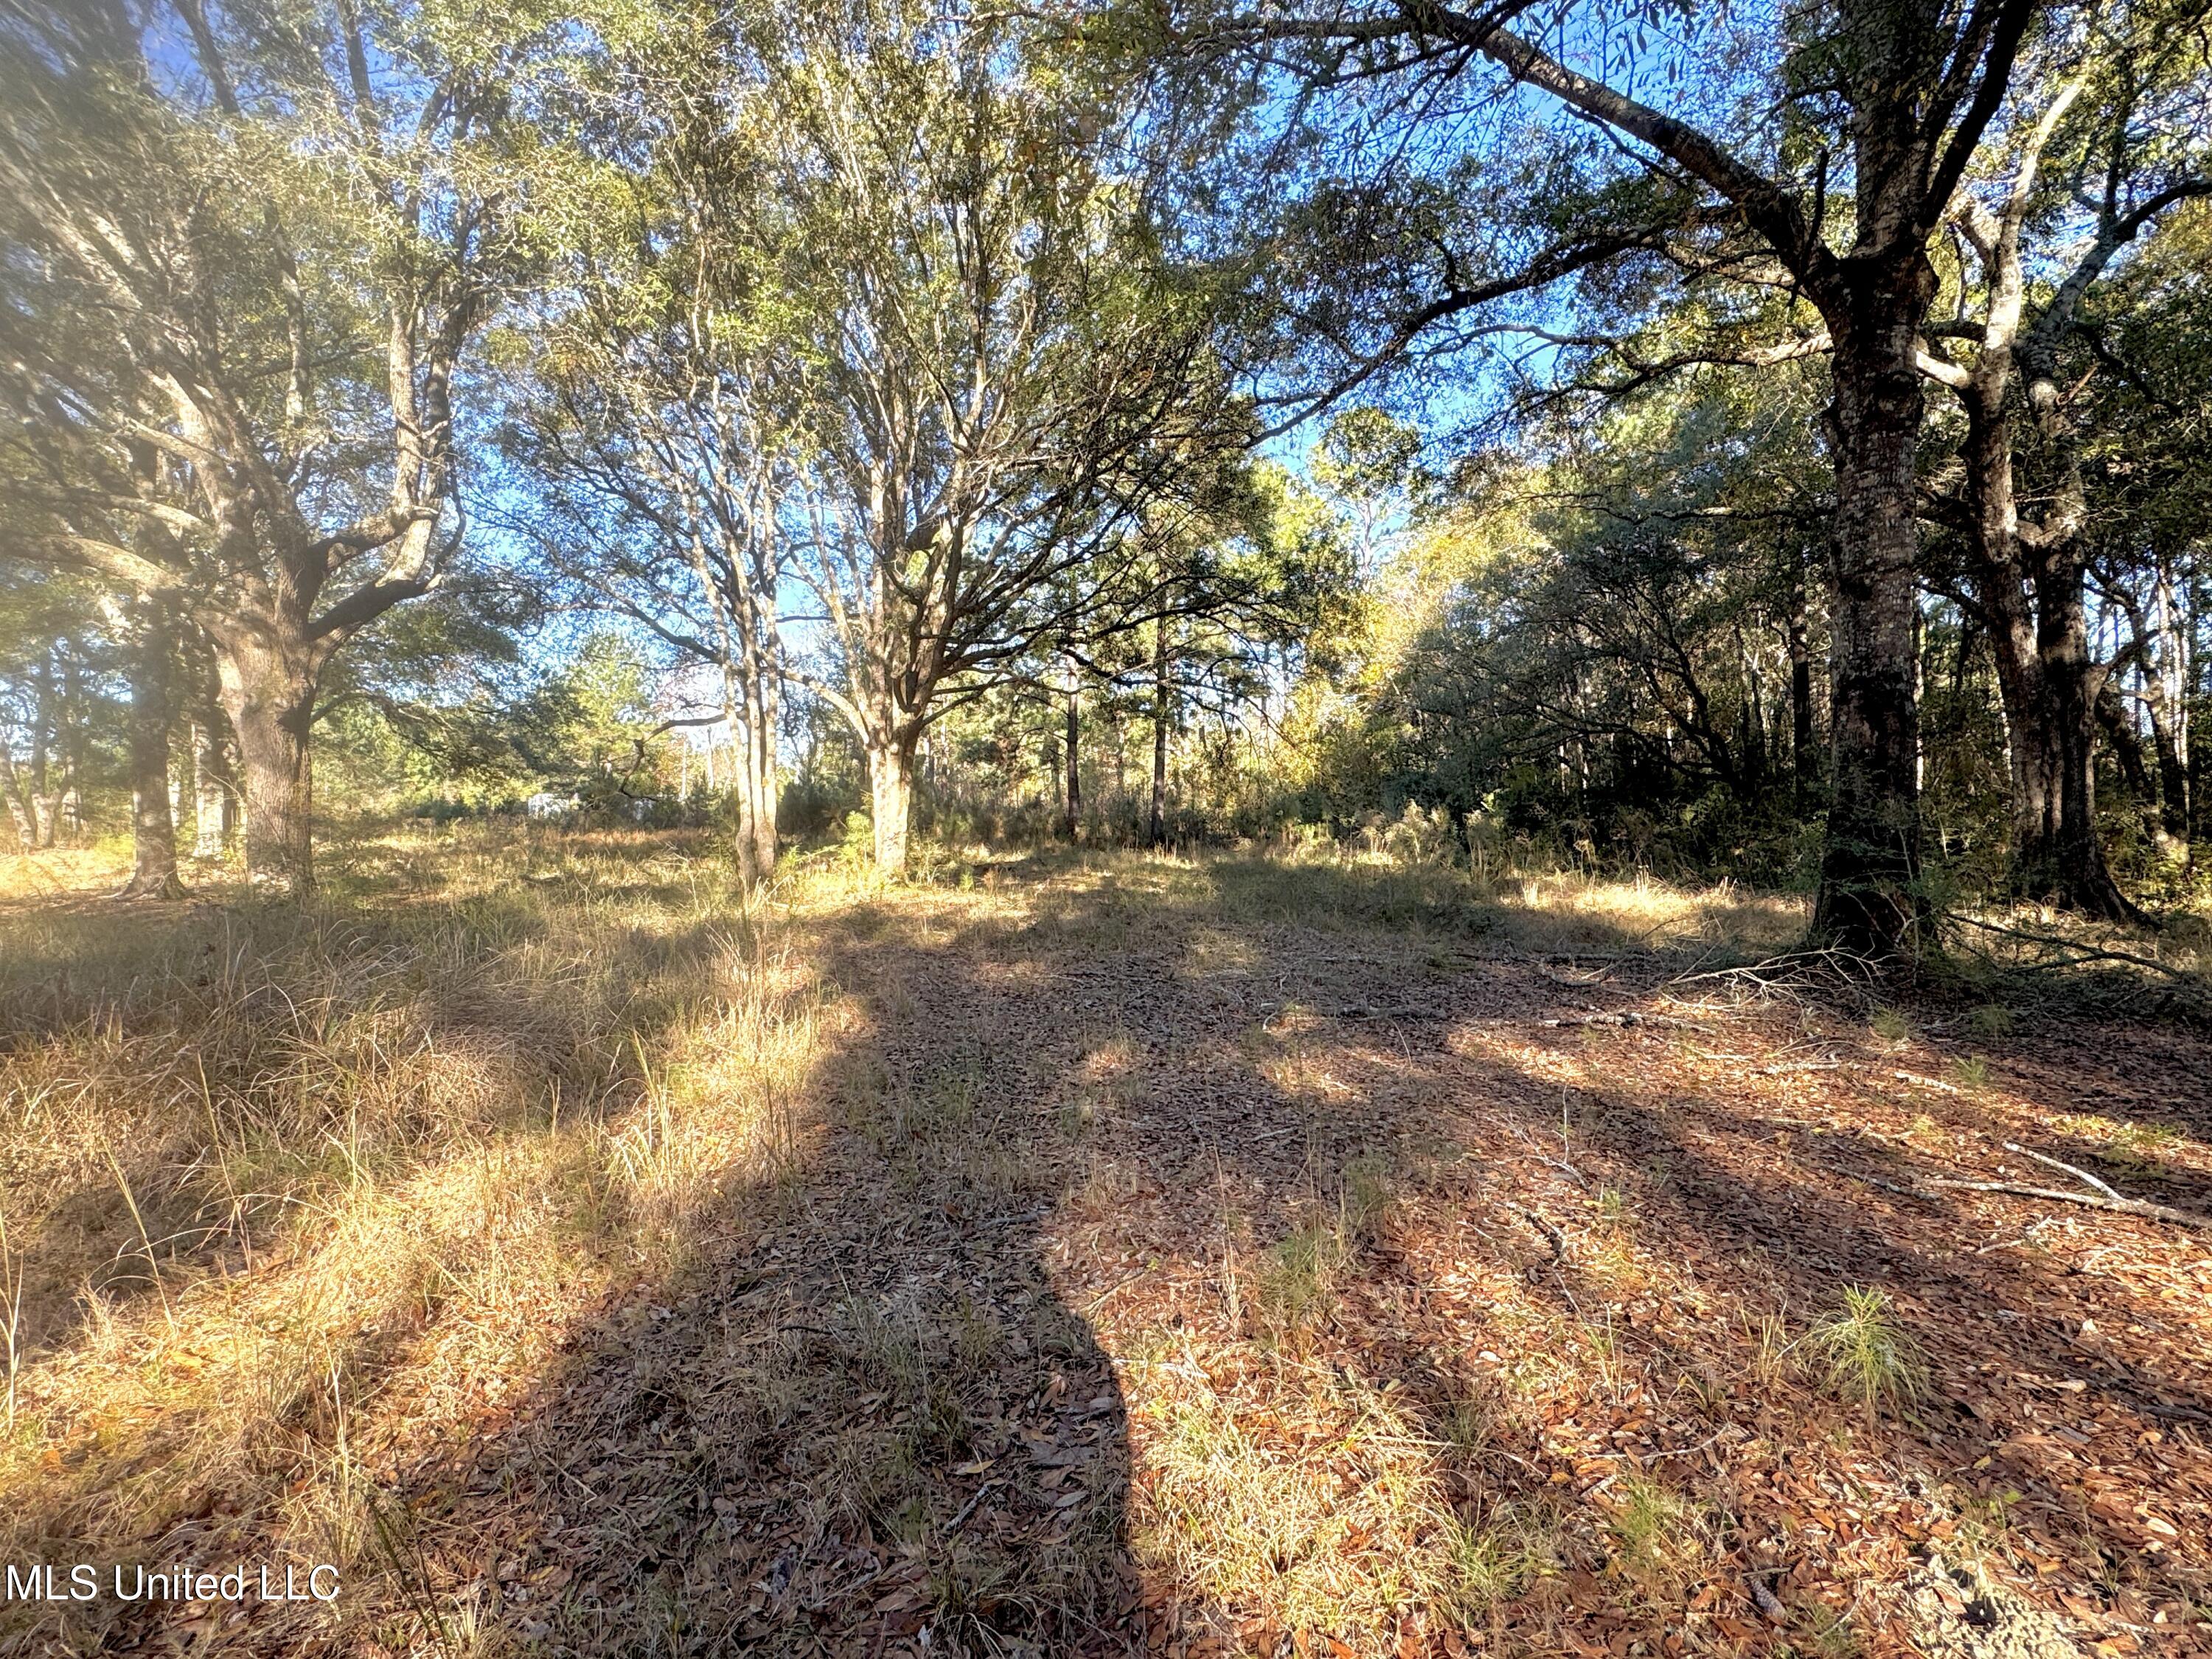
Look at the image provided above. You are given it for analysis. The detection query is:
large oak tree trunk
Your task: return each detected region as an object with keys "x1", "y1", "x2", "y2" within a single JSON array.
[
  {"x1": 2021, "y1": 574, "x2": 2138, "y2": 918},
  {"x1": 214, "y1": 638, "x2": 319, "y2": 897},
  {"x1": 734, "y1": 732, "x2": 779, "y2": 888},
  {"x1": 1812, "y1": 308, "x2": 1927, "y2": 956},
  {"x1": 1981, "y1": 612, "x2": 2135, "y2": 919},
  {"x1": 869, "y1": 736, "x2": 916, "y2": 874},
  {"x1": 739, "y1": 738, "x2": 780, "y2": 888},
  {"x1": 116, "y1": 605, "x2": 184, "y2": 900},
  {"x1": 2149, "y1": 708, "x2": 2190, "y2": 849},
  {"x1": 1963, "y1": 394, "x2": 2138, "y2": 920},
  {"x1": 731, "y1": 669, "x2": 780, "y2": 889}
]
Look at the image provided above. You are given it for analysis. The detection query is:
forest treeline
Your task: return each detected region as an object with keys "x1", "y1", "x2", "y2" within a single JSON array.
[{"x1": 2, "y1": 0, "x2": 2209, "y2": 956}]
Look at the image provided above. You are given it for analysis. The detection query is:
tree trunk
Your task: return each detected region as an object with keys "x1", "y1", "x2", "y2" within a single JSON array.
[
  {"x1": 59, "y1": 652, "x2": 85, "y2": 841},
  {"x1": 0, "y1": 748, "x2": 35, "y2": 850},
  {"x1": 1786, "y1": 568, "x2": 1817, "y2": 811},
  {"x1": 116, "y1": 605, "x2": 184, "y2": 900},
  {"x1": 2147, "y1": 560, "x2": 2191, "y2": 846},
  {"x1": 1812, "y1": 315, "x2": 1927, "y2": 957},
  {"x1": 2031, "y1": 576, "x2": 2130, "y2": 912},
  {"x1": 754, "y1": 672, "x2": 781, "y2": 881},
  {"x1": 189, "y1": 663, "x2": 241, "y2": 865},
  {"x1": 2145, "y1": 689, "x2": 2190, "y2": 847},
  {"x1": 1975, "y1": 524, "x2": 2138, "y2": 919},
  {"x1": 1063, "y1": 661, "x2": 1082, "y2": 841},
  {"x1": 2096, "y1": 681, "x2": 2154, "y2": 796},
  {"x1": 213, "y1": 638, "x2": 319, "y2": 897},
  {"x1": 869, "y1": 735, "x2": 916, "y2": 874},
  {"x1": 28, "y1": 655, "x2": 58, "y2": 849},
  {"x1": 732, "y1": 674, "x2": 780, "y2": 889},
  {"x1": 1149, "y1": 619, "x2": 1170, "y2": 849}
]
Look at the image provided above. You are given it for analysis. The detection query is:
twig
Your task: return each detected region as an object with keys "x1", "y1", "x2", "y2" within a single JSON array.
[
  {"x1": 943, "y1": 1479, "x2": 998, "y2": 1534},
  {"x1": 1919, "y1": 1178, "x2": 2212, "y2": 1231},
  {"x1": 1646, "y1": 1428, "x2": 1730, "y2": 1461},
  {"x1": 1514, "y1": 1205, "x2": 1568, "y2": 1265},
  {"x1": 1540, "y1": 1010, "x2": 1708, "y2": 1032},
  {"x1": 1829, "y1": 1168, "x2": 1941, "y2": 1201},
  {"x1": 1950, "y1": 914, "x2": 2199, "y2": 982},
  {"x1": 1540, "y1": 965, "x2": 1614, "y2": 987},
  {"x1": 2003, "y1": 1141, "x2": 2123, "y2": 1203},
  {"x1": 1893, "y1": 1069, "x2": 1962, "y2": 1094}
]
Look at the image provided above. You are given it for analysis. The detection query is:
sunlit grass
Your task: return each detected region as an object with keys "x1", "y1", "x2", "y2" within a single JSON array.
[
  {"x1": 0, "y1": 824, "x2": 835, "y2": 1646},
  {"x1": 1798, "y1": 1287, "x2": 1931, "y2": 1425},
  {"x1": 1133, "y1": 1368, "x2": 1509, "y2": 1641},
  {"x1": 5, "y1": 821, "x2": 2197, "y2": 1654}
]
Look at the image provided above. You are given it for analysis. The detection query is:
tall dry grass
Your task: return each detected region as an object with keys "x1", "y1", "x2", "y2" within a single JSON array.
[{"x1": 0, "y1": 825, "x2": 837, "y2": 1651}]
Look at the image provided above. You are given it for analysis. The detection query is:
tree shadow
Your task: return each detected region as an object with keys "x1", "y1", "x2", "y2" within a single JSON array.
[
  {"x1": 18, "y1": 844, "x2": 2207, "y2": 1655},
  {"x1": 322, "y1": 875, "x2": 1161, "y2": 1658}
]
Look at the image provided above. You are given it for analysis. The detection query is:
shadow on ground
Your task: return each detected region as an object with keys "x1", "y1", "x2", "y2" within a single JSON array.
[{"x1": 10, "y1": 844, "x2": 2208, "y2": 1656}]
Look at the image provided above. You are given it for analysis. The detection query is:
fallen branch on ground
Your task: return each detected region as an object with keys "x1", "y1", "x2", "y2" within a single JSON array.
[
  {"x1": 2003, "y1": 1141, "x2": 2122, "y2": 1202},
  {"x1": 1668, "y1": 946, "x2": 1885, "y2": 1006},
  {"x1": 1541, "y1": 1009, "x2": 1709, "y2": 1031},
  {"x1": 1515, "y1": 1205, "x2": 1568, "y2": 1265},
  {"x1": 1918, "y1": 1178, "x2": 2212, "y2": 1231},
  {"x1": 1948, "y1": 914, "x2": 2201, "y2": 982},
  {"x1": 1829, "y1": 1144, "x2": 2212, "y2": 1232}
]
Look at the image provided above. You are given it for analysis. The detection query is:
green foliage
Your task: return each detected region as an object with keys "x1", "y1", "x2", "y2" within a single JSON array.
[{"x1": 1800, "y1": 1287, "x2": 1931, "y2": 1423}]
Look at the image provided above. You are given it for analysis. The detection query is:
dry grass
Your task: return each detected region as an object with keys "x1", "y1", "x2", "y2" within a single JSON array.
[
  {"x1": 2, "y1": 830, "x2": 2208, "y2": 1658},
  {"x1": 0, "y1": 825, "x2": 831, "y2": 1653}
]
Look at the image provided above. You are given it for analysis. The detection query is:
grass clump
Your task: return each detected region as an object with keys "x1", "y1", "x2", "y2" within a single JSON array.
[
  {"x1": 1602, "y1": 1473, "x2": 1705, "y2": 1587},
  {"x1": 1251, "y1": 1220, "x2": 1347, "y2": 1345},
  {"x1": 2101, "y1": 1120, "x2": 2183, "y2": 1174},
  {"x1": 1869, "y1": 1006, "x2": 1913, "y2": 1044},
  {"x1": 0, "y1": 825, "x2": 832, "y2": 1650},
  {"x1": 1966, "y1": 1004, "x2": 2014, "y2": 1038},
  {"x1": 1799, "y1": 1286, "x2": 1930, "y2": 1423},
  {"x1": 1947, "y1": 1054, "x2": 1990, "y2": 1091},
  {"x1": 1439, "y1": 1502, "x2": 1562, "y2": 1619},
  {"x1": 1135, "y1": 1376, "x2": 1521, "y2": 1643}
]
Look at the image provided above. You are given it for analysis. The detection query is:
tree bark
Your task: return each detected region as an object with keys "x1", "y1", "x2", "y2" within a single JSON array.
[
  {"x1": 116, "y1": 604, "x2": 184, "y2": 900},
  {"x1": 1958, "y1": 400, "x2": 2138, "y2": 920},
  {"x1": 1150, "y1": 617, "x2": 1171, "y2": 849},
  {"x1": 2025, "y1": 568, "x2": 2138, "y2": 917},
  {"x1": 869, "y1": 734, "x2": 917, "y2": 874},
  {"x1": 1811, "y1": 302, "x2": 1929, "y2": 956},
  {"x1": 1063, "y1": 658, "x2": 1082, "y2": 841},
  {"x1": 733, "y1": 673, "x2": 780, "y2": 889},
  {"x1": 213, "y1": 636, "x2": 319, "y2": 897},
  {"x1": 2096, "y1": 681, "x2": 2154, "y2": 800},
  {"x1": 2144, "y1": 686, "x2": 2190, "y2": 847},
  {"x1": 1787, "y1": 568, "x2": 1817, "y2": 812},
  {"x1": 2147, "y1": 559, "x2": 2191, "y2": 846},
  {"x1": 0, "y1": 748, "x2": 35, "y2": 851}
]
